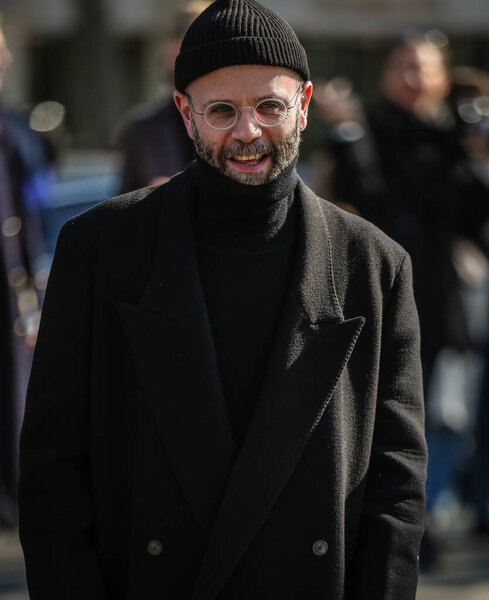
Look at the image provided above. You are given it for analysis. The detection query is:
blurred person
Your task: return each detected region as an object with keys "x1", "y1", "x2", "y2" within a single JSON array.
[
  {"x1": 449, "y1": 66, "x2": 489, "y2": 143},
  {"x1": 19, "y1": 2, "x2": 427, "y2": 598},
  {"x1": 0, "y1": 18, "x2": 50, "y2": 529},
  {"x1": 316, "y1": 34, "x2": 489, "y2": 390},
  {"x1": 448, "y1": 66, "x2": 489, "y2": 240},
  {"x1": 462, "y1": 115, "x2": 489, "y2": 535},
  {"x1": 118, "y1": 1, "x2": 209, "y2": 192}
]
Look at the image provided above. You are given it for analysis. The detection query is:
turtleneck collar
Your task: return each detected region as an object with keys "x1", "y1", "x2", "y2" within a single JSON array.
[
  {"x1": 192, "y1": 154, "x2": 299, "y2": 251},
  {"x1": 193, "y1": 153, "x2": 298, "y2": 210}
]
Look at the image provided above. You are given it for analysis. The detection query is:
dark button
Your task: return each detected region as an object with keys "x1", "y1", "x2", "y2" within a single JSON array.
[
  {"x1": 312, "y1": 539, "x2": 328, "y2": 556},
  {"x1": 147, "y1": 539, "x2": 163, "y2": 556}
]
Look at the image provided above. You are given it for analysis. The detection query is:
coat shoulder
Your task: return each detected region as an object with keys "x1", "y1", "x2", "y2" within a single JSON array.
[
  {"x1": 58, "y1": 168, "x2": 193, "y2": 247},
  {"x1": 300, "y1": 181, "x2": 407, "y2": 267},
  {"x1": 298, "y1": 181, "x2": 410, "y2": 305},
  {"x1": 55, "y1": 185, "x2": 159, "y2": 250},
  {"x1": 325, "y1": 196, "x2": 405, "y2": 260}
]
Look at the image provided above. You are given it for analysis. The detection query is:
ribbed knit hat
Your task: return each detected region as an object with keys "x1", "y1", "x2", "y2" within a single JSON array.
[{"x1": 174, "y1": 0, "x2": 310, "y2": 91}]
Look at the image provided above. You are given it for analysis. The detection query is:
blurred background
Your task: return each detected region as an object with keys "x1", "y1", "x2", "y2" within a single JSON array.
[{"x1": 1, "y1": 0, "x2": 489, "y2": 598}]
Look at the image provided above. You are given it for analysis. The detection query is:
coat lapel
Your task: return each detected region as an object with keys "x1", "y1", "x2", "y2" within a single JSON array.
[
  {"x1": 117, "y1": 171, "x2": 235, "y2": 538},
  {"x1": 192, "y1": 182, "x2": 365, "y2": 600}
]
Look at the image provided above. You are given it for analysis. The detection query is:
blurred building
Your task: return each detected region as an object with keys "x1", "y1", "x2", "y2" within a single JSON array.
[{"x1": 0, "y1": 0, "x2": 488, "y2": 148}]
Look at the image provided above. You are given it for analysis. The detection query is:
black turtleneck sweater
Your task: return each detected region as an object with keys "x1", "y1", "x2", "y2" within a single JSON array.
[{"x1": 193, "y1": 156, "x2": 298, "y2": 447}]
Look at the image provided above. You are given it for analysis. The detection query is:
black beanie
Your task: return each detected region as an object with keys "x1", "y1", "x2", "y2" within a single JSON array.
[{"x1": 174, "y1": 0, "x2": 310, "y2": 92}]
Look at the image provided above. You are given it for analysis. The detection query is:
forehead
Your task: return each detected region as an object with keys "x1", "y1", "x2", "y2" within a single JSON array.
[{"x1": 187, "y1": 64, "x2": 301, "y2": 101}]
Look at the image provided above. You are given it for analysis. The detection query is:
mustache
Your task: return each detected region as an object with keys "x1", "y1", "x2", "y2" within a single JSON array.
[{"x1": 223, "y1": 140, "x2": 275, "y2": 158}]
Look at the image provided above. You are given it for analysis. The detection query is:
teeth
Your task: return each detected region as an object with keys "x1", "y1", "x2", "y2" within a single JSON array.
[{"x1": 233, "y1": 153, "x2": 263, "y2": 161}]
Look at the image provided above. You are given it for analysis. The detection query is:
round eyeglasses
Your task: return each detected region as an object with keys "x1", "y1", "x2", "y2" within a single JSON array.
[{"x1": 186, "y1": 83, "x2": 304, "y2": 131}]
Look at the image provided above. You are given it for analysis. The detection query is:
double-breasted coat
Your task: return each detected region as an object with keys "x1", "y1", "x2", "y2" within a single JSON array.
[{"x1": 19, "y1": 166, "x2": 427, "y2": 600}]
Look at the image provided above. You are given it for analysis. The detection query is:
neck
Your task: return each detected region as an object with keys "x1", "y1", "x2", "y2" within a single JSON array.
[
  {"x1": 192, "y1": 154, "x2": 299, "y2": 250},
  {"x1": 192, "y1": 154, "x2": 298, "y2": 206}
]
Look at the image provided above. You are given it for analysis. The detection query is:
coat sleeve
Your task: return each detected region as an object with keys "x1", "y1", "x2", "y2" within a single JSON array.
[
  {"x1": 349, "y1": 252, "x2": 427, "y2": 600},
  {"x1": 18, "y1": 219, "x2": 106, "y2": 599}
]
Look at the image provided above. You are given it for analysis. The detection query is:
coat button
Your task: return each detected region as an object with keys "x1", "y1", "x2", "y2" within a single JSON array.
[
  {"x1": 312, "y1": 539, "x2": 328, "y2": 556},
  {"x1": 147, "y1": 539, "x2": 163, "y2": 556}
]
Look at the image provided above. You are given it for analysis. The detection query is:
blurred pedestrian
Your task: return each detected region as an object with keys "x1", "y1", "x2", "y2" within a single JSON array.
[
  {"x1": 0, "y1": 17, "x2": 50, "y2": 529},
  {"x1": 316, "y1": 34, "x2": 480, "y2": 388},
  {"x1": 462, "y1": 112, "x2": 489, "y2": 535},
  {"x1": 118, "y1": 1, "x2": 209, "y2": 192}
]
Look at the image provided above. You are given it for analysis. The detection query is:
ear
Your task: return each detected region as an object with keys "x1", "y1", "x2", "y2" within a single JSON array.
[
  {"x1": 174, "y1": 91, "x2": 195, "y2": 140},
  {"x1": 299, "y1": 81, "x2": 313, "y2": 131}
]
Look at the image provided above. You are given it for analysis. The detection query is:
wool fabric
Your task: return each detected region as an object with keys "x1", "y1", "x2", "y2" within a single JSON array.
[
  {"x1": 193, "y1": 155, "x2": 298, "y2": 447},
  {"x1": 174, "y1": 0, "x2": 310, "y2": 91}
]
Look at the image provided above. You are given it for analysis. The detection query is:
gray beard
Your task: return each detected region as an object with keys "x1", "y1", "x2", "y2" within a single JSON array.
[{"x1": 191, "y1": 111, "x2": 301, "y2": 185}]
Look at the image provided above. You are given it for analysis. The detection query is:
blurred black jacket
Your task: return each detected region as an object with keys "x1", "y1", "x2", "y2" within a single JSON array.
[{"x1": 119, "y1": 99, "x2": 194, "y2": 193}]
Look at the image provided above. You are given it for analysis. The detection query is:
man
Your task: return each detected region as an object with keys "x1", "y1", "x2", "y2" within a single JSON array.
[
  {"x1": 19, "y1": 1, "x2": 427, "y2": 599},
  {"x1": 118, "y1": 2, "x2": 208, "y2": 192}
]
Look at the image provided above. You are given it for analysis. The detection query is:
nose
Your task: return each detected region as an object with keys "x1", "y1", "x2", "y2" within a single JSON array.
[{"x1": 231, "y1": 108, "x2": 262, "y2": 143}]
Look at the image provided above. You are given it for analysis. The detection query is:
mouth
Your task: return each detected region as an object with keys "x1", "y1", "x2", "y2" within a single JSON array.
[{"x1": 227, "y1": 153, "x2": 270, "y2": 171}]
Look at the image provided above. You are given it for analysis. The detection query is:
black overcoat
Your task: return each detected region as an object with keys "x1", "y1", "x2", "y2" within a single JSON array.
[{"x1": 19, "y1": 166, "x2": 427, "y2": 600}]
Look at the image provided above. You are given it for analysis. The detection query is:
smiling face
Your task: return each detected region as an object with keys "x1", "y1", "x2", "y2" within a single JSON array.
[{"x1": 175, "y1": 64, "x2": 312, "y2": 185}]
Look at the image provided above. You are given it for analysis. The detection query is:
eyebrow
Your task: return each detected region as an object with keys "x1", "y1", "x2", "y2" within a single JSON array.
[{"x1": 202, "y1": 91, "x2": 291, "y2": 106}]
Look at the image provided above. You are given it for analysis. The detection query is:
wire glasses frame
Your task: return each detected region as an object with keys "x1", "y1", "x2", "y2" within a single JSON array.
[{"x1": 185, "y1": 83, "x2": 304, "y2": 131}]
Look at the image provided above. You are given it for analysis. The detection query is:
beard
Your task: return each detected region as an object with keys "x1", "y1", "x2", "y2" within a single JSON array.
[{"x1": 191, "y1": 111, "x2": 301, "y2": 185}]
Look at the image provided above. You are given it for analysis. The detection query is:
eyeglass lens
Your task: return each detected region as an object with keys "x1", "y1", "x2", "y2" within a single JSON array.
[{"x1": 205, "y1": 99, "x2": 289, "y2": 130}]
